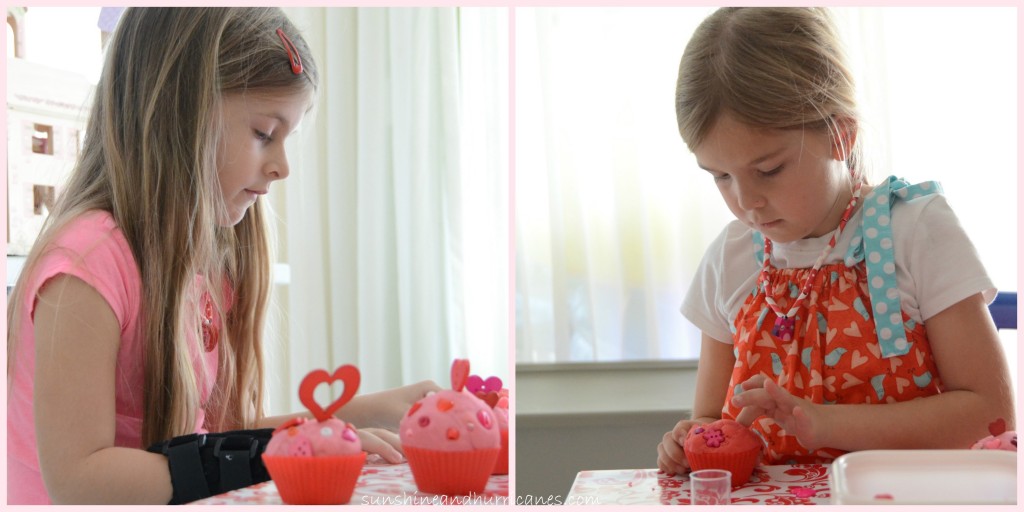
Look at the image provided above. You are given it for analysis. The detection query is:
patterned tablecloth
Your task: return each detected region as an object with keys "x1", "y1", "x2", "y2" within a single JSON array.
[
  {"x1": 567, "y1": 464, "x2": 832, "y2": 505},
  {"x1": 191, "y1": 460, "x2": 509, "y2": 506}
]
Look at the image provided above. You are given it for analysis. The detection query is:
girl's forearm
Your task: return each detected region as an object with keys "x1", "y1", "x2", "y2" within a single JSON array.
[
  {"x1": 43, "y1": 447, "x2": 172, "y2": 504},
  {"x1": 257, "y1": 411, "x2": 309, "y2": 429},
  {"x1": 257, "y1": 393, "x2": 389, "y2": 430},
  {"x1": 815, "y1": 389, "x2": 1013, "y2": 452}
]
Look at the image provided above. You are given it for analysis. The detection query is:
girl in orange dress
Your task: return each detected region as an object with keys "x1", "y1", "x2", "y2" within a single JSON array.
[{"x1": 656, "y1": 7, "x2": 1014, "y2": 473}]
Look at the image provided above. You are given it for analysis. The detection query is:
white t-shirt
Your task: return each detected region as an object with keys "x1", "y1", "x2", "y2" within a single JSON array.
[{"x1": 682, "y1": 193, "x2": 996, "y2": 344}]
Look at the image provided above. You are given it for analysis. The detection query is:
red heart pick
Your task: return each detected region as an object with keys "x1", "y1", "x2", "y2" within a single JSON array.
[
  {"x1": 451, "y1": 359, "x2": 470, "y2": 392},
  {"x1": 298, "y1": 365, "x2": 361, "y2": 422},
  {"x1": 477, "y1": 391, "x2": 500, "y2": 408}
]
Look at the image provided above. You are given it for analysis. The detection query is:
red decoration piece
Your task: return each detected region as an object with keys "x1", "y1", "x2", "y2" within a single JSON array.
[
  {"x1": 298, "y1": 365, "x2": 360, "y2": 422},
  {"x1": 407, "y1": 401, "x2": 422, "y2": 417},
  {"x1": 273, "y1": 417, "x2": 306, "y2": 435},
  {"x1": 276, "y1": 28, "x2": 303, "y2": 75},
  {"x1": 201, "y1": 292, "x2": 219, "y2": 352},
  {"x1": 989, "y1": 418, "x2": 1007, "y2": 436},
  {"x1": 450, "y1": 359, "x2": 470, "y2": 392},
  {"x1": 479, "y1": 391, "x2": 501, "y2": 408}
]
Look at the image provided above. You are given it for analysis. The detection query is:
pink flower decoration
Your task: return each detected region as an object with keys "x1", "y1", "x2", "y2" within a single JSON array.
[{"x1": 702, "y1": 428, "x2": 725, "y2": 448}]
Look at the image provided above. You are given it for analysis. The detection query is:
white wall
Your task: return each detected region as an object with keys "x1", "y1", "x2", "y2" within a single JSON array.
[{"x1": 516, "y1": 361, "x2": 697, "y2": 499}]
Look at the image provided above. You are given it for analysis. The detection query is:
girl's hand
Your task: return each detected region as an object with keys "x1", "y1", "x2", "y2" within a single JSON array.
[
  {"x1": 356, "y1": 427, "x2": 405, "y2": 463},
  {"x1": 732, "y1": 375, "x2": 823, "y2": 450},
  {"x1": 657, "y1": 416, "x2": 719, "y2": 476},
  {"x1": 657, "y1": 419, "x2": 695, "y2": 476}
]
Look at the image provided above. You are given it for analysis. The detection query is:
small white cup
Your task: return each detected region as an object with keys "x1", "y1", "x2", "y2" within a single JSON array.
[{"x1": 690, "y1": 469, "x2": 732, "y2": 505}]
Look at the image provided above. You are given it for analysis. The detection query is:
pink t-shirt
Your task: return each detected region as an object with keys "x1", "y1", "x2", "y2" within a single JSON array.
[{"x1": 6, "y1": 210, "x2": 219, "y2": 504}]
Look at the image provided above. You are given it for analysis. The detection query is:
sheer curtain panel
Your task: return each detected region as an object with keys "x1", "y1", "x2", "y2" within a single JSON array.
[{"x1": 268, "y1": 7, "x2": 509, "y2": 415}]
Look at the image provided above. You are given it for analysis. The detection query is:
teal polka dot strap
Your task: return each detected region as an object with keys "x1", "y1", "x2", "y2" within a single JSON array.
[
  {"x1": 753, "y1": 231, "x2": 765, "y2": 266},
  {"x1": 750, "y1": 176, "x2": 941, "y2": 358},
  {"x1": 845, "y1": 176, "x2": 942, "y2": 358}
]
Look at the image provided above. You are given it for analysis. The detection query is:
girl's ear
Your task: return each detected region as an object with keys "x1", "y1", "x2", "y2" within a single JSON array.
[{"x1": 829, "y1": 116, "x2": 857, "y2": 162}]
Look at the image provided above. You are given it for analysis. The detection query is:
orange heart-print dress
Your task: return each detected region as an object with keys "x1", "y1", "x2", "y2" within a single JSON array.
[{"x1": 722, "y1": 177, "x2": 944, "y2": 464}]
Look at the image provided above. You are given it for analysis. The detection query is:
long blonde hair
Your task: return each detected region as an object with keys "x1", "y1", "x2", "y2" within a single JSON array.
[
  {"x1": 676, "y1": 7, "x2": 866, "y2": 182},
  {"x1": 7, "y1": 7, "x2": 319, "y2": 446}
]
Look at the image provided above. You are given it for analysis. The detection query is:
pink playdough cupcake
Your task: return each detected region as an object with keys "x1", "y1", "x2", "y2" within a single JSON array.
[
  {"x1": 262, "y1": 365, "x2": 366, "y2": 504},
  {"x1": 683, "y1": 419, "x2": 764, "y2": 487},
  {"x1": 400, "y1": 359, "x2": 500, "y2": 495},
  {"x1": 466, "y1": 373, "x2": 509, "y2": 475}
]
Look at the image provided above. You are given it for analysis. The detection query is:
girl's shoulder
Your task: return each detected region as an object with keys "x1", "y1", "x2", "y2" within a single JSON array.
[
  {"x1": 701, "y1": 219, "x2": 762, "y2": 291},
  {"x1": 46, "y1": 210, "x2": 126, "y2": 252},
  {"x1": 887, "y1": 191, "x2": 961, "y2": 245},
  {"x1": 40, "y1": 209, "x2": 136, "y2": 276},
  {"x1": 25, "y1": 209, "x2": 142, "y2": 329},
  {"x1": 709, "y1": 220, "x2": 761, "y2": 270},
  {"x1": 55, "y1": 209, "x2": 121, "y2": 243},
  {"x1": 707, "y1": 219, "x2": 757, "y2": 256}
]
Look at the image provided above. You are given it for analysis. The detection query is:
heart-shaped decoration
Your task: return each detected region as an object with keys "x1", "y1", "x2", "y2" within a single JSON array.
[
  {"x1": 990, "y1": 418, "x2": 1007, "y2": 436},
  {"x1": 746, "y1": 352, "x2": 761, "y2": 368},
  {"x1": 466, "y1": 375, "x2": 504, "y2": 394},
  {"x1": 451, "y1": 359, "x2": 470, "y2": 392},
  {"x1": 299, "y1": 365, "x2": 361, "y2": 422},
  {"x1": 842, "y1": 322, "x2": 861, "y2": 338},
  {"x1": 850, "y1": 350, "x2": 869, "y2": 369},
  {"x1": 478, "y1": 391, "x2": 501, "y2": 408},
  {"x1": 841, "y1": 373, "x2": 863, "y2": 390}
]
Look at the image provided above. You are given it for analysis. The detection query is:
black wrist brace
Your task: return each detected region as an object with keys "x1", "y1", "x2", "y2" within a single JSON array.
[{"x1": 146, "y1": 428, "x2": 274, "y2": 504}]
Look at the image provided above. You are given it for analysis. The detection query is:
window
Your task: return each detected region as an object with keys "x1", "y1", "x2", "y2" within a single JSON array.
[
  {"x1": 515, "y1": 7, "x2": 1017, "y2": 365},
  {"x1": 16, "y1": 7, "x2": 103, "y2": 84}
]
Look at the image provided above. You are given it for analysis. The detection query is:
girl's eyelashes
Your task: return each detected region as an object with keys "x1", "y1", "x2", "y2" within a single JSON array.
[
  {"x1": 254, "y1": 129, "x2": 273, "y2": 143},
  {"x1": 705, "y1": 165, "x2": 780, "y2": 182}
]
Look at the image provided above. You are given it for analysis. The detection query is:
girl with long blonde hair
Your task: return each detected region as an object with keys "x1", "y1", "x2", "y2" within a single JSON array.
[{"x1": 7, "y1": 8, "x2": 437, "y2": 504}]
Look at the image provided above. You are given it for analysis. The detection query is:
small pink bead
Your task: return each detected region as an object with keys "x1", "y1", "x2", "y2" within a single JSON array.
[
  {"x1": 477, "y1": 409, "x2": 493, "y2": 429},
  {"x1": 342, "y1": 427, "x2": 358, "y2": 442}
]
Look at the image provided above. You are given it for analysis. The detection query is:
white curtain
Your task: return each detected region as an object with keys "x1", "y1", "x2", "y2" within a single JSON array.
[
  {"x1": 267, "y1": 7, "x2": 508, "y2": 415},
  {"x1": 515, "y1": 8, "x2": 723, "y2": 363},
  {"x1": 515, "y1": 7, "x2": 1017, "y2": 364}
]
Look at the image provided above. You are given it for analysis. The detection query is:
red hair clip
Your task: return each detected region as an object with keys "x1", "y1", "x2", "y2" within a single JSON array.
[{"x1": 276, "y1": 28, "x2": 303, "y2": 75}]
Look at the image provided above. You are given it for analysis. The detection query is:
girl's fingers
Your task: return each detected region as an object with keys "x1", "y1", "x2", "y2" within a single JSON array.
[
  {"x1": 357, "y1": 429, "x2": 405, "y2": 463},
  {"x1": 734, "y1": 403, "x2": 767, "y2": 427},
  {"x1": 764, "y1": 378, "x2": 795, "y2": 406},
  {"x1": 733, "y1": 387, "x2": 773, "y2": 427},
  {"x1": 739, "y1": 373, "x2": 768, "y2": 391},
  {"x1": 671, "y1": 420, "x2": 696, "y2": 443},
  {"x1": 764, "y1": 379, "x2": 805, "y2": 421},
  {"x1": 656, "y1": 437, "x2": 687, "y2": 476}
]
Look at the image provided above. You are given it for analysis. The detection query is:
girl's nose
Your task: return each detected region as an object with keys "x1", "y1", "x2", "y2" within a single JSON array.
[
  {"x1": 733, "y1": 179, "x2": 764, "y2": 210},
  {"x1": 266, "y1": 148, "x2": 291, "y2": 181}
]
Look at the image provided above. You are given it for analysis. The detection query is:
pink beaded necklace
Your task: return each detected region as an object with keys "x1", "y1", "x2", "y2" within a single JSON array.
[{"x1": 760, "y1": 181, "x2": 863, "y2": 341}]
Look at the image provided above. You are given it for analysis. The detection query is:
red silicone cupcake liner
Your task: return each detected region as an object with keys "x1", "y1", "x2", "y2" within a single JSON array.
[
  {"x1": 262, "y1": 452, "x2": 366, "y2": 504},
  {"x1": 688, "y1": 450, "x2": 760, "y2": 487},
  {"x1": 404, "y1": 446, "x2": 500, "y2": 495},
  {"x1": 492, "y1": 429, "x2": 509, "y2": 475}
]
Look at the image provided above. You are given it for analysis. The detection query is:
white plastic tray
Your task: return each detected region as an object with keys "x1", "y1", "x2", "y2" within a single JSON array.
[{"x1": 830, "y1": 450, "x2": 1017, "y2": 504}]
